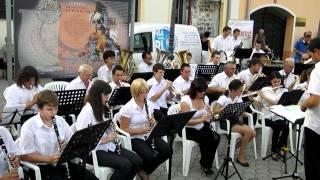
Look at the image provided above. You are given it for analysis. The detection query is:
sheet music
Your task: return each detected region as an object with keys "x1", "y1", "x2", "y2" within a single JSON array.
[{"x1": 270, "y1": 105, "x2": 305, "y2": 123}]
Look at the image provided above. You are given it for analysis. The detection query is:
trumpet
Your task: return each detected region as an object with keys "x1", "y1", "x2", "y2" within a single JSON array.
[
  {"x1": 0, "y1": 136, "x2": 15, "y2": 172},
  {"x1": 161, "y1": 77, "x2": 184, "y2": 97},
  {"x1": 52, "y1": 117, "x2": 71, "y2": 180},
  {"x1": 241, "y1": 85, "x2": 283, "y2": 98}
]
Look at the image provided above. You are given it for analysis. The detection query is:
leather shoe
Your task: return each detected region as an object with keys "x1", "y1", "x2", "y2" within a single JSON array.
[
  {"x1": 236, "y1": 158, "x2": 249, "y2": 167},
  {"x1": 201, "y1": 166, "x2": 214, "y2": 176}
]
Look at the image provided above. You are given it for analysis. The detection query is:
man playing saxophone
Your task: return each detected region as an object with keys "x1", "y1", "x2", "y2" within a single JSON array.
[{"x1": 0, "y1": 126, "x2": 20, "y2": 180}]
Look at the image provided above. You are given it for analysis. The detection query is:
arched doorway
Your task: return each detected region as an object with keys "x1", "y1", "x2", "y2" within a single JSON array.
[{"x1": 250, "y1": 5, "x2": 295, "y2": 60}]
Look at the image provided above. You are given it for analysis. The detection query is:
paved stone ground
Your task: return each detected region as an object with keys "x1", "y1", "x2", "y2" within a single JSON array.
[{"x1": 0, "y1": 78, "x2": 306, "y2": 180}]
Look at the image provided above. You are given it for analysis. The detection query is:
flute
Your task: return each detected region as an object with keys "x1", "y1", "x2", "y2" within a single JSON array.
[
  {"x1": 0, "y1": 136, "x2": 15, "y2": 173},
  {"x1": 52, "y1": 117, "x2": 71, "y2": 180},
  {"x1": 241, "y1": 85, "x2": 283, "y2": 98}
]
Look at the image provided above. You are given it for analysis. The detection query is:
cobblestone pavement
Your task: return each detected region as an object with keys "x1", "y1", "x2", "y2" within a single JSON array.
[{"x1": 0, "y1": 78, "x2": 305, "y2": 180}]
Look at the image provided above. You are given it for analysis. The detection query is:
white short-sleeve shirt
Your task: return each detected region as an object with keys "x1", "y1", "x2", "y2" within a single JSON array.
[
  {"x1": 18, "y1": 114, "x2": 72, "y2": 165},
  {"x1": 255, "y1": 86, "x2": 287, "y2": 120},
  {"x1": 97, "y1": 65, "x2": 113, "y2": 83},
  {"x1": 217, "y1": 95, "x2": 243, "y2": 109},
  {"x1": 181, "y1": 95, "x2": 209, "y2": 130},
  {"x1": 0, "y1": 127, "x2": 20, "y2": 176},
  {"x1": 173, "y1": 75, "x2": 192, "y2": 93},
  {"x1": 237, "y1": 69, "x2": 254, "y2": 88},
  {"x1": 4, "y1": 84, "x2": 43, "y2": 111},
  {"x1": 212, "y1": 35, "x2": 233, "y2": 52},
  {"x1": 76, "y1": 103, "x2": 116, "y2": 152},
  {"x1": 249, "y1": 48, "x2": 265, "y2": 59},
  {"x1": 279, "y1": 69, "x2": 296, "y2": 89},
  {"x1": 209, "y1": 71, "x2": 236, "y2": 89},
  {"x1": 65, "y1": 76, "x2": 92, "y2": 91},
  {"x1": 138, "y1": 62, "x2": 153, "y2": 73},
  {"x1": 119, "y1": 98, "x2": 154, "y2": 140},
  {"x1": 304, "y1": 62, "x2": 320, "y2": 135},
  {"x1": 147, "y1": 77, "x2": 170, "y2": 109}
]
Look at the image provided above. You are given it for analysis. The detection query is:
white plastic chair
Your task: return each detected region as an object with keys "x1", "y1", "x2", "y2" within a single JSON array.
[
  {"x1": 212, "y1": 102, "x2": 257, "y2": 162},
  {"x1": 90, "y1": 113, "x2": 134, "y2": 180},
  {"x1": 167, "y1": 104, "x2": 219, "y2": 176},
  {"x1": 44, "y1": 81, "x2": 69, "y2": 91}
]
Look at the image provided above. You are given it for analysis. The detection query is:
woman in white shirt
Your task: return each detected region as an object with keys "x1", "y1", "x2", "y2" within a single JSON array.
[
  {"x1": 180, "y1": 77, "x2": 220, "y2": 175},
  {"x1": 19, "y1": 90, "x2": 97, "y2": 180},
  {"x1": 0, "y1": 126, "x2": 20, "y2": 179},
  {"x1": 119, "y1": 78, "x2": 170, "y2": 180},
  {"x1": 256, "y1": 71, "x2": 289, "y2": 160},
  {"x1": 4, "y1": 66, "x2": 43, "y2": 122},
  {"x1": 213, "y1": 79, "x2": 255, "y2": 167},
  {"x1": 76, "y1": 80, "x2": 142, "y2": 180}
]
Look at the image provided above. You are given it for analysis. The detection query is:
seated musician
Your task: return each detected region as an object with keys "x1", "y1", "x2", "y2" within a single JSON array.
[
  {"x1": 237, "y1": 57, "x2": 262, "y2": 89},
  {"x1": 147, "y1": 63, "x2": 173, "y2": 120},
  {"x1": 172, "y1": 63, "x2": 193, "y2": 99},
  {"x1": 18, "y1": 90, "x2": 97, "y2": 180},
  {"x1": 206, "y1": 51, "x2": 221, "y2": 65},
  {"x1": 255, "y1": 71, "x2": 289, "y2": 160},
  {"x1": 97, "y1": 50, "x2": 115, "y2": 83},
  {"x1": 0, "y1": 126, "x2": 20, "y2": 180},
  {"x1": 279, "y1": 58, "x2": 297, "y2": 91},
  {"x1": 4, "y1": 66, "x2": 43, "y2": 122},
  {"x1": 76, "y1": 80, "x2": 142, "y2": 180},
  {"x1": 180, "y1": 77, "x2": 220, "y2": 175},
  {"x1": 208, "y1": 61, "x2": 237, "y2": 94},
  {"x1": 249, "y1": 40, "x2": 265, "y2": 59},
  {"x1": 109, "y1": 65, "x2": 130, "y2": 92},
  {"x1": 66, "y1": 64, "x2": 93, "y2": 91},
  {"x1": 213, "y1": 79, "x2": 256, "y2": 167},
  {"x1": 119, "y1": 78, "x2": 171, "y2": 180},
  {"x1": 138, "y1": 52, "x2": 154, "y2": 73}
]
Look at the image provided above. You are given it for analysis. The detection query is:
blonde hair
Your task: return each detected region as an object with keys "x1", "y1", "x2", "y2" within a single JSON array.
[
  {"x1": 130, "y1": 78, "x2": 149, "y2": 97},
  {"x1": 78, "y1": 64, "x2": 93, "y2": 75}
]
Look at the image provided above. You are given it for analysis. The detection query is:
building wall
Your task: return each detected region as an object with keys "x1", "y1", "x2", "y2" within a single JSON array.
[{"x1": 137, "y1": 0, "x2": 172, "y2": 24}]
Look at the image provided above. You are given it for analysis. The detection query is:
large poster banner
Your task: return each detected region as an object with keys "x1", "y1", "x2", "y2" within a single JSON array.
[
  {"x1": 228, "y1": 19, "x2": 254, "y2": 48},
  {"x1": 14, "y1": 0, "x2": 129, "y2": 78}
]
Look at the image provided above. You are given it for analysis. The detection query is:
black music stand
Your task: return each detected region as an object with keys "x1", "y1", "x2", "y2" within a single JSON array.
[
  {"x1": 108, "y1": 87, "x2": 132, "y2": 107},
  {"x1": 164, "y1": 69, "x2": 180, "y2": 82},
  {"x1": 262, "y1": 66, "x2": 283, "y2": 76},
  {"x1": 278, "y1": 90, "x2": 304, "y2": 106},
  {"x1": 216, "y1": 63, "x2": 226, "y2": 74},
  {"x1": 146, "y1": 111, "x2": 196, "y2": 180},
  {"x1": 293, "y1": 63, "x2": 314, "y2": 75},
  {"x1": 249, "y1": 76, "x2": 269, "y2": 91},
  {"x1": 214, "y1": 102, "x2": 251, "y2": 180},
  {"x1": 55, "y1": 89, "x2": 86, "y2": 120},
  {"x1": 269, "y1": 106, "x2": 304, "y2": 180},
  {"x1": 195, "y1": 65, "x2": 218, "y2": 82},
  {"x1": 129, "y1": 72, "x2": 153, "y2": 84},
  {"x1": 57, "y1": 120, "x2": 112, "y2": 176},
  {"x1": 234, "y1": 48, "x2": 252, "y2": 70}
]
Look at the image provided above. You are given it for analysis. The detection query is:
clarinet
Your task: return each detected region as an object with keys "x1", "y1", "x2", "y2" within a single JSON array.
[
  {"x1": 111, "y1": 122, "x2": 121, "y2": 155},
  {"x1": 52, "y1": 117, "x2": 71, "y2": 180},
  {"x1": 0, "y1": 136, "x2": 15, "y2": 173},
  {"x1": 144, "y1": 98, "x2": 158, "y2": 157}
]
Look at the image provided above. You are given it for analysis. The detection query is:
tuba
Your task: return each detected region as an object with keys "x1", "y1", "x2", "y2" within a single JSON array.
[
  {"x1": 120, "y1": 49, "x2": 137, "y2": 78},
  {"x1": 160, "y1": 50, "x2": 188, "y2": 69}
]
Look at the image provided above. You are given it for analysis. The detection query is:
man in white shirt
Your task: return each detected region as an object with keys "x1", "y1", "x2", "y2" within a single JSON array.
[
  {"x1": 208, "y1": 61, "x2": 237, "y2": 93},
  {"x1": 66, "y1": 64, "x2": 93, "y2": 91},
  {"x1": 301, "y1": 37, "x2": 320, "y2": 180},
  {"x1": 207, "y1": 51, "x2": 221, "y2": 65},
  {"x1": 173, "y1": 63, "x2": 193, "y2": 99},
  {"x1": 212, "y1": 26, "x2": 233, "y2": 53},
  {"x1": 279, "y1": 58, "x2": 296, "y2": 90},
  {"x1": 237, "y1": 57, "x2": 262, "y2": 89},
  {"x1": 97, "y1": 50, "x2": 115, "y2": 82},
  {"x1": 147, "y1": 63, "x2": 173, "y2": 120},
  {"x1": 19, "y1": 90, "x2": 97, "y2": 180},
  {"x1": 109, "y1": 65, "x2": 130, "y2": 92},
  {"x1": 0, "y1": 126, "x2": 20, "y2": 179},
  {"x1": 231, "y1": 28, "x2": 242, "y2": 49},
  {"x1": 250, "y1": 40, "x2": 265, "y2": 59},
  {"x1": 138, "y1": 51, "x2": 154, "y2": 73}
]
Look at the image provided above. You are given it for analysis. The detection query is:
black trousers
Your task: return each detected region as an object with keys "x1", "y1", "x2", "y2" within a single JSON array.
[
  {"x1": 28, "y1": 162, "x2": 98, "y2": 180},
  {"x1": 90, "y1": 148, "x2": 143, "y2": 180},
  {"x1": 131, "y1": 137, "x2": 171, "y2": 174},
  {"x1": 304, "y1": 127, "x2": 320, "y2": 180},
  {"x1": 265, "y1": 119, "x2": 289, "y2": 152},
  {"x1": 185, "y1": 124, "x2": 220, "y2": 169}
]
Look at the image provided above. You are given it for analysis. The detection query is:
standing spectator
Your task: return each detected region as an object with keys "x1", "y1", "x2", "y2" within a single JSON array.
[
  {"x1": 294, "y1": 31, "x2": 312, "y2": 63},
  {"x1": 232, "y1": 28, "x2": 242, "y2": 49},
  {"x1": 253, "y1": 29, "x2": 266, "y2": 50},
  {"x1": 212, "y1": 26, "x2": 233, "y2": 53},
  {"x1": 201, "y1": 31, "x2": 214, "y2": 63}
]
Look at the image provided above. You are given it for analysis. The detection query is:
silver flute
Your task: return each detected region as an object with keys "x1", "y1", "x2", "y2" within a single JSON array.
[
  {"x1": 52, "y1": 117, "x2": 71, "y2": 180},
  {"x1": 0, "y1": 136, "x2": 15, "y2": 172}
]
